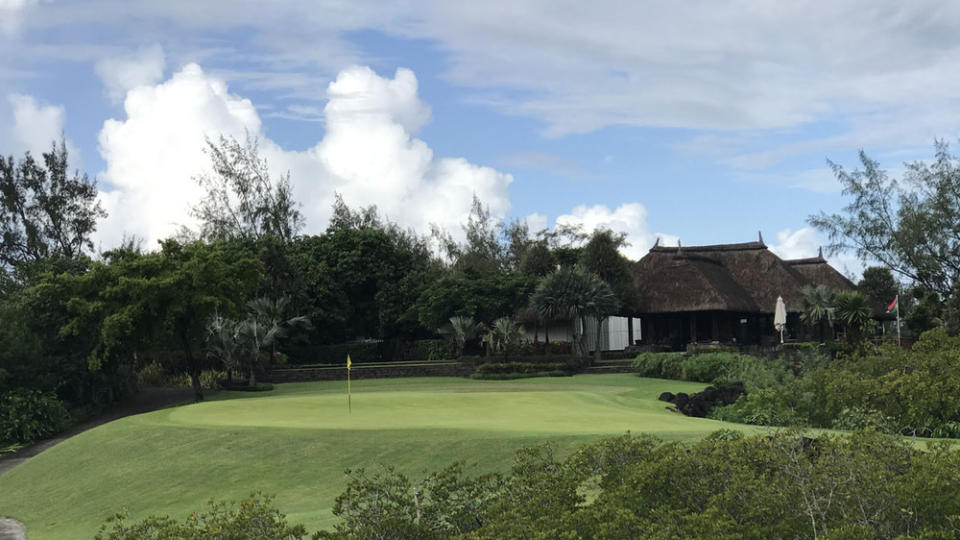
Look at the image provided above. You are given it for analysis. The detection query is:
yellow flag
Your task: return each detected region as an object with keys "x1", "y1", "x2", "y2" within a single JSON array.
[{"x1": 347, "y1": 354, "x2": 352, "y2": 371}]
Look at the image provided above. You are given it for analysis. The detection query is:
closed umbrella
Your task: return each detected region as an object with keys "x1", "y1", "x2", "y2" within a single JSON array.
[{"x1": 774, "y1": 296, "x2": 787, "y2": 344}]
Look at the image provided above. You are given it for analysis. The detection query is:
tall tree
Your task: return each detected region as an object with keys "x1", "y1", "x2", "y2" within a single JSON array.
[
  {"x1": 530, "y1": 267, "x2": 615, "y2": 359},
  {"x1": 64, "y1": 240, "x2": 262, "y2": 401},
  {"x1": 578, "y1": 229, "x2": 636, "y2": 311},
  {"x1": 798, "y1": 285, "x2": 835, "y2": 342},
  {"x1": 809, "y1": 141, "x2": 960, "y2": 296},
  {"x1": 0, "y1": 140, "x2": 106, "y2": 269},
  {"x1": 191, "y1": 135, "x2": 304, "y2": 244}
]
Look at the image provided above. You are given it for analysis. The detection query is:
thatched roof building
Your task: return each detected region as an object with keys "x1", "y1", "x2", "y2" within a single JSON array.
[{"x1": 630, "y1": 237, "x2": 854, "y2": 349}]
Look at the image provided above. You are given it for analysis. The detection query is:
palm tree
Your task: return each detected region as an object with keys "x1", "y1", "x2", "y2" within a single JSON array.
[
  {"x1": 798, "y1": 285, "x2": 835, "y2": 342},
  {"x1": 236, "y1": 317, "x2": 272, "y2": 387},
  {"x1": 531, "y1": 267, "x2": 617, "y2": 361},
  {"x1": 834, "y1": 291, "x2": 872, "y2": 343},
  {"x1": 247, "y1": 296, "x2": 311, "y2": 369},
  {"x1": 483, "y1": 317, "x2": 525, "y2": 361},
  {"x1": 584, "y1": 274, "x2": 620, "y2": 364},
  {"x1": 442, "y1": 315, "x2": 484, "y2": 357},
  {"x1": 205, "y1": 314, "x2": 241, "y2": 385}
]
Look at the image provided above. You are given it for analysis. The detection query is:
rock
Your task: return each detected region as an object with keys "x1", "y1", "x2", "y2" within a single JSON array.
[{"x1": 658, "y1": 392, "x2": 675, "y2": 402}]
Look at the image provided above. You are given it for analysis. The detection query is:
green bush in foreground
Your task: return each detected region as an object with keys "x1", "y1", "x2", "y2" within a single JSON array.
[
  {"x1": 99, "y1": 431, "x2": 960, "y2": 539},
  {"x1": 0, "y1": 388, "x2": 69, "y2": 444},
  {"x1": 95, "y1": 492, "x2": 307, "y2": 540}
]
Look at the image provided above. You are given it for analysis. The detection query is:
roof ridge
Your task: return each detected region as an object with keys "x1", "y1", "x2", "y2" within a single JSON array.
[{"x1": 651, "y1": 240, "x2": 766, "y2": 253}]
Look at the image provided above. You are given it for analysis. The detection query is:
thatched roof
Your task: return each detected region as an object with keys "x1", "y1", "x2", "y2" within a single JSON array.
[
  {"x1": 784, "y1": 252, "x2": 856, "y2": 292},
  {"x1": 632, "y1": 239, "x2": 855, "y2": 315}
]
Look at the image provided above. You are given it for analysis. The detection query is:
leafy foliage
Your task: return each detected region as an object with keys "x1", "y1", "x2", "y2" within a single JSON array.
[
  {"x1": 0, "y1": 140, "x2": 106, "y2": 269},
  {"x1": 96, "y1": 492, "x2": 307, "y2": 540},
  {"x1": 191, "y1": 135, "x2": 303, "y2": 244},
  {"x1": 0, "y1": 388, "x2": 69, "y2": 444}
]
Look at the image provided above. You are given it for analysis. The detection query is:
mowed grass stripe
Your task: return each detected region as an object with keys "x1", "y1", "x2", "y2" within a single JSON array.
[{"x1": 0, "y1": 375, "x2": 752, "y2": 539}]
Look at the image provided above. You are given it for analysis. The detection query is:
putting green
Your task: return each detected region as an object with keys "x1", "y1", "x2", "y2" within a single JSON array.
[{"x1": 0, "y1": 375, "x2": 754, "y2": 538}]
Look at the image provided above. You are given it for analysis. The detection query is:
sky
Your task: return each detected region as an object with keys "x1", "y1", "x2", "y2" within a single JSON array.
[{"x1": 3, "y1": 1, "x2": 959, "y2": 277}]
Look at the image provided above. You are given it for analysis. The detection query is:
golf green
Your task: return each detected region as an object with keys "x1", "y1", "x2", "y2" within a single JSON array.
[{"x1": 0, "y1": 374, "x2": 755, "y2": 538}]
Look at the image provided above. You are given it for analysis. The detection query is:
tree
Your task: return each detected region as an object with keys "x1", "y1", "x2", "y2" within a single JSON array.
[
  {"x1": 857, "y1": 266, "x2": 899, "y2": 317},
  {"x1": 192, "y1": 135, "x2": 304, "y2": 244},
  {"x1": 483, "y1": 317, "x2": 525, "y2": 360},
  {"x1": 0, "y1": 140, "x2": 106, "y2": 270},
  {"x1": 206, "y1": 314, "x2": 241, "y2": 384},
  {"x1": 579, "y1": 229, "x2": 636, "y2": 311},
  {"x1": 833, "y1": 291, "x2": 872, "y2": 344},
  {"x1": 530, "y1": 267, "x2": 615, "y2": 359},
  {"x1": 246, "y1": 296, "x2": 311, "y2": 373},
  {"x1": 441, "y1": 315, "x2": 484, "y2": 358},
  {"x1": 809, "y1": 141, "x2": 960, "y2": 297},
  {"x1": 67, "y1": 240, "x2": 263, "y2": 401},
  {"x1": 798, "y1": 285, "x2": 835, "y2": 342},
  {"x1": 584, "y1": 274, "x2": 620, "y2": 364}
]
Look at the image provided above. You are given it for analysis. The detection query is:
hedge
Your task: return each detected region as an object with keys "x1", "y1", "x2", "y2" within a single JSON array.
[{"x1": 476, "y1": 362, "x2": 570, "y2": 374}]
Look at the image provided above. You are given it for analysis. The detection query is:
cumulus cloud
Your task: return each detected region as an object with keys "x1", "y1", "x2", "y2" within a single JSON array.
[
  {"x1": 95, "y1": 63, "x2": 512, "y2": 250},
  {"x1": 1, "y1": 93, "x2": 67, "y2": 157},
  {"x1": 769, "y1": 226, "x2": 864, "y2": 280},
  {"x1": 552, "y1": 203, "x2": 677, "y2": 261},
  {"x1": 95, "y1": 44, "x2": 166, "y2": 104}
]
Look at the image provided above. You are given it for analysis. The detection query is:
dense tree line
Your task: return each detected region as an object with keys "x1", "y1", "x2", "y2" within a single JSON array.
[{"x1": 0, "y1": 136, "x2": 637, "y2": 446}]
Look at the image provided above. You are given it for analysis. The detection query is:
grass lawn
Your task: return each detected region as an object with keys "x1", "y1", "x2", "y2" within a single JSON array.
[{"x1": 0, "y1": 374, "x2": 759, "y2": 538}]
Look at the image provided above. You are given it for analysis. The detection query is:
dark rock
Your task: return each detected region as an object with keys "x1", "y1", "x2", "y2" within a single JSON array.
[{"x1": 658, "y1": 392, "x2": 675, "y2": 402}]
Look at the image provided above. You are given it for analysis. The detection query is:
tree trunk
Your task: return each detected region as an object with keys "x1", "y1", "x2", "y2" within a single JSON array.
[
  {"x1": 190, "y1": 368, "x2": 204, "y2": 402},
  {"x1": 544, "y1": 321, "x2": 551, "y2": 354},
  {"x1": 248, "y1": 361, "x2": 257, "y2": 387},
  {"x1": 594, "y1": 316, "x2": 604, "y2": 365}
]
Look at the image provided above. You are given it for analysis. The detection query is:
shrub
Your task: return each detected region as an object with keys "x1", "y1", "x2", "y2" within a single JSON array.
[
  {"x1": 0, "y1": 389, "x2": 70, "y2": 444},
  {"x1": 632, "y1": 353, "x2": 683, "y2": 379},
  {"x1": 680, "y1": 352, "x2": 739, "y2": 383},
  {"x1": 225, "y1": 383, "x2": 275, "y2": 392},
  {"x1": 176, "y1": 369, "x2": 224, "y2": 390},
  {"x1": 476, "y1": 362, "x2": 569, "y2": 374},
  {"x1": 832, "y1": 407, "x2": 897, "y2": 433},
  {"x1": 715, "y1": 354, "x2": 795, "y2": 393},
  {"x1": 136, "y1": 362, "x2": 170, "y2": 387},
  {"x1": 471, "y1": 371, "x2": 570, "y2": 380},
  {"x1": 96, "y1": 492, "x2": 306, "y2": 539}
]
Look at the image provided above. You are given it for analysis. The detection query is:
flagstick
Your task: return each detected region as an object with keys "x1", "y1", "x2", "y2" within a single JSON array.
[{"x1": 348, "y1": 367, "x2": 352, "y2": 414}]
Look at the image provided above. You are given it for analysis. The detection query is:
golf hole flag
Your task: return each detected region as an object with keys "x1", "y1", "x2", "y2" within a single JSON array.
[{"x1": 886, "y1": 296, "x2": 899, "y2": 314}]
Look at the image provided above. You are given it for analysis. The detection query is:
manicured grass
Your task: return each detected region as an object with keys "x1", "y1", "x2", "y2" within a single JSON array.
[{"x1": 0, "y1": 375, "x2": 755, "y2": 538}]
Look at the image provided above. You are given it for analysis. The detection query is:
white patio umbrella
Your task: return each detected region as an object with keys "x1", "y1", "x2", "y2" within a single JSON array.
[{"x1": 774, "y1": 296, "x2": 787, "y2": 344}]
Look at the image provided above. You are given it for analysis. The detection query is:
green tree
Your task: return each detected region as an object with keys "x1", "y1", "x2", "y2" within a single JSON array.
[
  {"x1": 530, "y1": 267, "x2": 615, "y2": 359},
  {"x1": 245, "y1": 296, "x2": 311, "y2": 373},
  {"x1": 483, "y1": 317, "x2": 525, "y2": 360},
  {"x1": 65, "y1": 240, "x2": 262, "y2": 401},
  {"x1": 441, "y1": 315, "x2": 484, "y2": 358},
  {"x1": 798, "y1": 285, "x2": 835, "y2": 342},
  {"x1": 857, "y1": 266, "x2": 899, "y2": 315},
  {"x1": 585, "y1": 274, "x2": 620, "y2": 364},
  {"x1": 578, "y1": 228, "x2": 636, "y2": 311},
  {"x1": 0, "y1": 140, "x2": 106, "y2": 270},
  {"x1": 810, "y1": 141, "x2": 960, "y2": 297},
  {"x1": 191, "y1": 135, "x2": 303, "y2": 244},
  {"x1": 833, "y1": 291, "x2": 873, "y2": 344}
]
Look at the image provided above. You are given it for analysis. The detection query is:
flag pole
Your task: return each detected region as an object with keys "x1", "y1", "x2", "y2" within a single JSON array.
[
  {"x1": 347, "y1": 354, "x2": 352, "y2": 414},
  {"x1": 896, "y1": 294, "x2": 901, "y2": 347}
]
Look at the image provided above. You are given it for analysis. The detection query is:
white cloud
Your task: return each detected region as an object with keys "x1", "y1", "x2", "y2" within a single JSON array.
[
  {"x1": 552, "y1": 203, "x2": 676, "y2": 260},
  {"x1": 2, "y1": 93, "x2": 66, "y2": 157},
  {"x1": 523, "y1": 212, "x2": 548, "y2": 235},
  {"x1": 95, "y1": 44, "x2": 166, "y2": 104},
  {"x1": 0, "y1": 0, "x2": 38, "y2": 35},
  {"x1": 769, "y1": 226, "x2": 864, "y2": 280},
  {"x1": 94, "y1": 63, "x2": 513, "y2": 250}
]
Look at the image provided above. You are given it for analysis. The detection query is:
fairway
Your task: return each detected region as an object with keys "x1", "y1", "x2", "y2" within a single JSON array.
[{"x1": 0, "y1": 375, "x2": 751, "y2": 538}]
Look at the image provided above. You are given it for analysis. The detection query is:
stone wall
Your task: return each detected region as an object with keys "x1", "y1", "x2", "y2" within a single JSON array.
[{"x1": 271, "y1": 362, "x2": 473, "y2": 383}]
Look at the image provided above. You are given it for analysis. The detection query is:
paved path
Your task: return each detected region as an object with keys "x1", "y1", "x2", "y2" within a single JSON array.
[{"x1": 0, "y1": 518, "x2": 26, "y2": 540}]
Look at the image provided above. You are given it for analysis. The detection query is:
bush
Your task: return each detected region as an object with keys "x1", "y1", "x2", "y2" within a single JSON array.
[
  {"x1": 476, "y1": 362, "x2": 569, "y2": 374},
  {"x1": 471, "y1": 371, "x2": 570, "y2": 380},
  {"x1": 680, "y1": 352, "x2": 739, "y2": 383},
  {"x1": 136, "y1": 362, "x2": 169, "y2": 387},
  {"x1": 96, "y1": 492, "x2": 306, "y2": 539},
  {"x1": 0, "y1": 388, "x2": 70, "y2": 444},
  {"x1": 715, "y1": 354, "x2": 795, "y2": 393},
  {"x1": 632, "y1": 353, "x2": 684, "y2": 379},
  {"x1": 176, "y1": 369, "x2": 225, "y2": 390},
  {"x1": 832, "y1": 407, "x2": 896, "y2": 433},
  {"x1": 224, "y1": 383, "x2": 275, "y2": 392}
]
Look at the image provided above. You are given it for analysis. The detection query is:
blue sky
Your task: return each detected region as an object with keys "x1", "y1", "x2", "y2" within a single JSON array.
[{"x1": 3, "y1": 1, "x2": 959, "y2": 274}]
